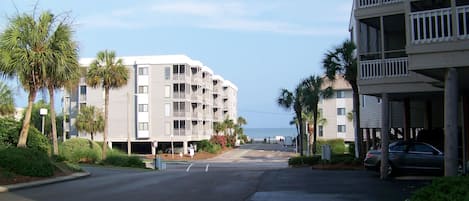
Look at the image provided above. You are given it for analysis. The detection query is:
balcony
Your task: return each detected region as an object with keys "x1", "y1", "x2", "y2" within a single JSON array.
[
  {"x1": 173, "y1": 129, "x2": 186, "y2": 136},
  {"x1": 173, "y1": 92, "x2": 187, "y2": 99},
  {"x1": 173, "y1": 73, "x2": 189, "y2": 81},
  {"x1": 410, "y1": 5, "x2": 469, "y2": 44},
  {"x1": 360, "y1": 57, "x2": 408, "y2": 80},
  {"x1": 192, "y1": 111, "x2": 201, "y2": 118},
  {"x1": 357, "y1": 0, "x2": 402, "y2": 9},
  {"x1": 174, "y1": 111, "x2": 189, "y2": 117}
]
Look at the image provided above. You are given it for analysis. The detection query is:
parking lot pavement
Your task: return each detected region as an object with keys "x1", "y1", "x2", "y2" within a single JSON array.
[{"x1": 247, "y1": 167, "x2": 430, "y2": 201}]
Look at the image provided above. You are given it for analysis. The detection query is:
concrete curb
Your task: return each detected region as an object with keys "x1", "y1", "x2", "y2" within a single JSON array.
[{"x1": 0, "y1": 171, "x2": 90, "y2": 193}]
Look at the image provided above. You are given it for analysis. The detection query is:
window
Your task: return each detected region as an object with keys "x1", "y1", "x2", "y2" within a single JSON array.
[
  {"x1": 173, "y1": 65, "x2": 179, "y2": 74},
  {"x1": 79, "y1": 85, "x2": 87, "y2": 95},
  {"x1": 138, "y1": 85, "x2": 149, "y2": 94},
  {"x1": 138, "y1": 122, "x2": 149, "y2": 131},
  {"x1": 138, "y1": 67, "x2": 148, "y2": 75},
  {"x1": 138, "y1": 104, "x2": 148, "y2": 112},
  {"x1": 164, "y1": 85, "x2": 171, "y2": 98},
  {"x1": 164, "y1": 67, "x2": 170, "y2": 80},
  {"x1": 377, "y1": 97, "x2": 382, "y2": 104},
  {"x1": 173, "y1": 102, "x2": 185, "y2": 112},
  {"x1": 318, "y1": 125, "x2": 323, "y2": 137},
  {"x1": 165, "y1": 103, "x2": 171, "y2": 117},
  {"x1": 337, "y1": 108, "x2": 346, "y2": 116},
  {"x1": 361, "y1": 95, "x2": 366, "y2": 108},
  {"x1": 173, "y1": 120, "x2": 186, "y2": 129},
  {"x1": 410, "y1": 143, "x2": 436, "y2": 153},
  {"x1": 337, "y1": 125, "x2": 346, "y2": 132},
  {"x1": 336, "y1": 90, "x2": 345, "y2": 98}
]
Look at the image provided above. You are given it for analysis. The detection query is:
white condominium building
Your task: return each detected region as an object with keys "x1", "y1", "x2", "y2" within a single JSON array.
[{"x1": 63, "y1": 55, "x2": 238, "y2": 154}]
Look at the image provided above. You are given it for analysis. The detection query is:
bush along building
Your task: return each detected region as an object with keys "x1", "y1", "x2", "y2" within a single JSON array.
[{"x1": 63, "y1": 55, "x2": 238, "y2": 155}]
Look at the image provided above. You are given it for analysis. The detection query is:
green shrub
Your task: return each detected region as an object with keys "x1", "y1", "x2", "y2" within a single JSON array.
[
  {"x1": 410, "y1": 176, "x2": 469, "y2": 201},
  {"x1": 315, "y1": 139, "x2": 346, "y2": 155},
  {"x1": 0, "y1": 147, "x2": 54, "y2": 177},
  {"x1": 329, "y1": 154, "x2": 361, "y2": 165},
  {"x1": 102, "y1": 154, "x2": 145, "y2": 168},
  {"x1": 288, "y1": 156, "x2": 321, "y2": 166},
  {"x1": 198, "y1": 139, "x2": 222, "y2": 154},
  {"x1": 0, "y1": 117, "x2": 50, "y2": 153},
  {"x1": 59, "y1": 138, "x2": 102, "y2": 163}
]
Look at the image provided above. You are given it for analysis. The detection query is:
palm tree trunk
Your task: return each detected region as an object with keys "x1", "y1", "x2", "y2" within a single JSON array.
[
  {"x1": 91, "y1": 132, "x2": 94, "y2": 141},
  {"x1": 103, "y1": 87, "x2": 109, "y2": 160},
  {"x1": 48, "y1": 87, "x2": 59, "y2": 155},
  {"x1": 17, "y1": 92, "x2": 37, "y2": 147},
  {"x1": 313, "y1": 109, "x2": 318, "y2": 155},
  {"x1": 297, "y1": 111, "x2": 305, "y2": 156},
  {"x1": 351, "y1": 82, "x2": 362, "y2": 159}
]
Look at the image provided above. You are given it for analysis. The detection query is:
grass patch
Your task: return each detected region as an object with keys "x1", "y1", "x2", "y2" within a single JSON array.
[{"x1": 410, "y1": 176, "x2": 469, "y2": 201}]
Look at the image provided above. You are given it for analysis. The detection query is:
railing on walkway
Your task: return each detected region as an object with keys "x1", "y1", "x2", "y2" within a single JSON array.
[
  {"x1": 357, "y1": 0, "x2": 402, "y2": 8},
  {"x1": 360, "y1": 57, "x2": 408, "y2": 80}
]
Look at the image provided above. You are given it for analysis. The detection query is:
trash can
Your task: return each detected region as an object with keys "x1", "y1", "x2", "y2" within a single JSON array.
[{"x1": 321, "y1": 144, "x2": 331, "y2": 161}]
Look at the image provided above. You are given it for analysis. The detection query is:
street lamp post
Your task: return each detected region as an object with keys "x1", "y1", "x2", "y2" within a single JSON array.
[{"x1": 40, "y1": 108, "x2": 48, "y2": 135}]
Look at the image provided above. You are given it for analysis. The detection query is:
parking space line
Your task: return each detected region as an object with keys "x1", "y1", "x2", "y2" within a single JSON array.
[
  {"x1": 205, "y1": 164, "x2": 209, "y2": 172},
  {"x1": 186, "y1": 163, "x2": 193, "y2": 172}
]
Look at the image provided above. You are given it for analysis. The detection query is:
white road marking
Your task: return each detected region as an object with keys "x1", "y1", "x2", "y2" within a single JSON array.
[
  {"x1": 205, "y1": 164, "x2": 210, "y2": 172},
  {"x1": 186, "y1": 163, "x2": 193, "y2": 172}
]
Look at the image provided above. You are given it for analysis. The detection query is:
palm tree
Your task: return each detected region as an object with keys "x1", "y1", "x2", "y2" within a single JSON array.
[
  {"x1": 0, "y1": 11, "x2": 72, "y2": 147},
  {"x1": 323, "y1": 40, "x2": 362, "y2": 158},
  {"x1": 75, "y1": 105, "x2": 104, "y2": 141},
  {"x1": 86, "y1": 50, "x2": 129, "y2": 159},
  {"x1": 304, "y1": 111, "x2": 327, "y2": 154},
  {"x1": 41, "y1": 13, "x2": 80, "y2": 155},
  {"x1": 302, "y1": 75, "x2": 333, "y2": 155},
  {"x1": 213, "y1": 122, "x2": 223, "y2": 135},
  {"x1": 289, "y1": 117, "x2": 300, "y2": 138},
  {"x1": 278, "y1": 83, "x2": 307, "y2": 155},
  {"x1": 0, "y1": 82, "x2": 15, "y2": 116},
  {"x1": 222, "y1": 118, "x2": 234, "y2": 136}
]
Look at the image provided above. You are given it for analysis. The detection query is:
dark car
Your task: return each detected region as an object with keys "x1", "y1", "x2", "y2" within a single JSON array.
[{"x1": 364, "y1": 141, "x2": 444, "y2": 176}]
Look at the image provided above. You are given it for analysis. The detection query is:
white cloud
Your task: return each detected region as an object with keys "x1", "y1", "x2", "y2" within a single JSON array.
[{"x1": 78, "y1": 1, "x2": 350, "y2": 37}]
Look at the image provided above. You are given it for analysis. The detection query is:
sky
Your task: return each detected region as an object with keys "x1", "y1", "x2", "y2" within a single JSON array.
[{"x1": 0, "y1": 0, "x2": 352, "y2": 128}]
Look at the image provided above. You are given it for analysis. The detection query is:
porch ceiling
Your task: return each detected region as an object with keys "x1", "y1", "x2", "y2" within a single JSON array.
[{"x1": 413, "y1": 67, "x2": 469, "y2": 93}]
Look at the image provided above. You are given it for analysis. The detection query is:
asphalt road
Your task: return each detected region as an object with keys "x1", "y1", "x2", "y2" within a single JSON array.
[{"x1": 0, "y1": 143, "x2": 428, "y2": 201}]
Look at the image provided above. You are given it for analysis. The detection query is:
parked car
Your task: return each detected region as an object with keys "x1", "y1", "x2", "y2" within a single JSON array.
[{"x1": 364, "y1": 141, "x2": 444, "y2": 176}]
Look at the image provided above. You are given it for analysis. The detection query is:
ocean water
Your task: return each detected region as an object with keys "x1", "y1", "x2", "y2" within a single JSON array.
[{"x1": 244, "y1": 128, "x2": 297, "y2": 141}]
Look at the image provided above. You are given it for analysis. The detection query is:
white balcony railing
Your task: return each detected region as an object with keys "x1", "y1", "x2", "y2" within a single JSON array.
[
  {"x1": 457, "y1": 5, "x2": 469, "y2": 39},
  {"x1": 357, "y1": 0, "x2": 402, "y2": 8},
  {"x1": 410, "y1": 7, "x2": 452, "y2": 44},
  {"x1": 360, "y1": 57, "x2": 408, "y2": 80}
]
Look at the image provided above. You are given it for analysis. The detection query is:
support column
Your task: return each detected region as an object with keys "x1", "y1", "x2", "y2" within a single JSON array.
[
  {"x1": 365, "y1": 128, "x2": 371, "y2": 152},
  {"x1": 403, "y1": 99, "x2": 411, "y2": 140},
  {"x1": 444, "y1": 68, "x2": 459, "y2": 176},
  {"x1": 380, "y1": 93, "x2": 390, "y2": 179},
  {"x1": 372, "y1": 128, "x2": 377, "y2": 149},
  {"x1": 424, "y1": 100, "x2": 433, "y2": 130},
  {"x1": 183, "y1": 140, "x2": 188, "y2": 156},
  {"x1": 463, "y1": 95, "x2": 469, "y2": 175}
]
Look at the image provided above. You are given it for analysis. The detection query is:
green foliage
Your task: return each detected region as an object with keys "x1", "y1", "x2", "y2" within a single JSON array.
[
  {"x1": 59, "y1": 138, "x2": 102, "y2": 163},
  {"x1": 74, "y1": 105, "x2": 104, "y2": 141},
  {"x1": 329, "y1": 154, "x2": 361, "y2": 165},
  {"x1": 0, "y1": 147, "x2": 54, "y2": 177},
  {"x1": 315, "y1": 139, "x2": 346, "y2": 155},
  {"x1": 0, "y1": 117, "x2": 50, "y2": 153},
  {"x1": 210, "y1": 136, "x2": 227, "y2": 148},
  {"x1": 410, "y1": 176, "x2": 469, "y2": 201},
  {"x1": 101, "y1": 151, "x2": 145, "y2": 168},
  {"x1": 288, "y1": 156, "x2": 321, "y2": 166},
  {"x1": 198, "y1": 139, "x2": 222, "y2": 154},
  {"x1": 0, "y1": 82, "x2": 15, "y2": 116}
]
